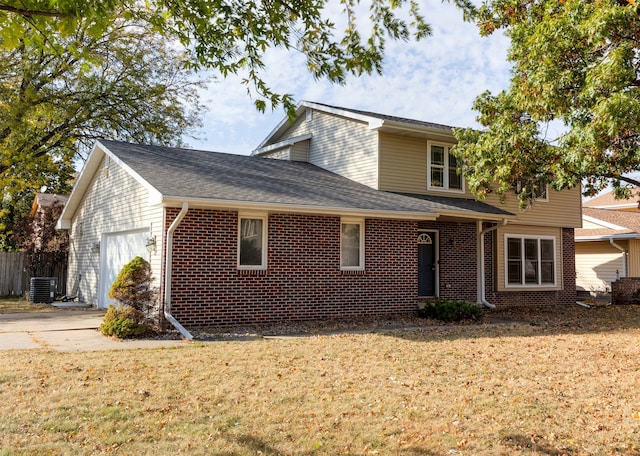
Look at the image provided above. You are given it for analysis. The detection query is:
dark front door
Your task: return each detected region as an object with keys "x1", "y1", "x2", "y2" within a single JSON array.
[{"x1": 418, "y1": 232, "x2": 437, "y2": 296}]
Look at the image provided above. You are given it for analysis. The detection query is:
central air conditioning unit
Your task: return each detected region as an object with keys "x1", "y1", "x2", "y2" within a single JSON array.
[{"x1": 30, "y1": 277, "x2": 57, "y2": 304}]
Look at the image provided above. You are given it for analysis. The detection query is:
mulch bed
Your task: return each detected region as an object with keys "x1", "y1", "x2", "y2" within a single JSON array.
[{"x1": 182, "y1": 302, "x2": 640, "y2": 341}]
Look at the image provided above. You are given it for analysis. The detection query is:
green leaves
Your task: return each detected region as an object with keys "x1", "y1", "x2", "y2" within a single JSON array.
[
  {"x1": 457, "y1": 0, "x2": 640, "y2": 204},
  {"x1": 1, "y1": 0, "x2": 436, "y2": 113},
  {"x1": 0, "y1": 11, "x2": 205, "y2": 250}
]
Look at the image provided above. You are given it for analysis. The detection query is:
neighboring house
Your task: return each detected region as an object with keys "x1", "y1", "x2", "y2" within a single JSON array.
[
  {"x1": 576, "y1": 188, "x2": 640, "y2": 293},
  {"x1": 56, "y1": 101, "x2": 582, "y2": 331},
  {"x1": 29, "y1": 193, "x2": 69, "y2": 252}
]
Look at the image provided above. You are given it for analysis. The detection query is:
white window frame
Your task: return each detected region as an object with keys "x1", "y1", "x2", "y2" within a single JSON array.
[
  {"x1": 504, "y1": 234, "x2": 556, "y2": 287},
  {"x1": 237, "y1": 213, "x2": 268, "y2": 270},
  {"x1": 340, "y1": 217, "x2": 365, "y2": 271},
  {"x1": 427, "y1": 141, "x2": 464, "y2": 193},
  {"x1": 514, "y1": 181, "x2": 549, "y2": 202}
]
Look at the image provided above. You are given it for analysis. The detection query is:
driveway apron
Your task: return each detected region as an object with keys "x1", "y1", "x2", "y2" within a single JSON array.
[{"x1": 0, "y1": 310, "x2": 188, "y2": 352}]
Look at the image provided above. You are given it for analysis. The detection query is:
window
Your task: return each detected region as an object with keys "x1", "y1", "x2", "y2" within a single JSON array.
[
  {"x1": 506, "y1": 236, "x2": 555, "y2": 286},
  {"x1": 427, "y1": 142, "x2": 463, "y2": 191},
  {"x1": 238, "y1": 214, "x2": 267, "y2": 269},
  {"x1": 514, "y1": 181, "x2": 548, "y2": 202},
  {"x1": 341, "y1": 218, "x2": 364, "y2": 270}
]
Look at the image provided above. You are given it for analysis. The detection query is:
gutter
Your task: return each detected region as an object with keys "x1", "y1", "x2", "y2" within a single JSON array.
[
  {"x1": 477, "y1": 219, "x2": 509, "y2": 309},
  {"x1": 609, "y1": 238, "x2": 627, "y2": 278},
  {"x1": 163, "y1": 202, "x2": 193, "y2": 339}
]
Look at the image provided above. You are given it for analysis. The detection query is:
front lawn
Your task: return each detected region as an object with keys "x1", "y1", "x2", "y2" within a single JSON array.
[{"x1": 1, "y1": 304, "x2": 640, "y2": 454}]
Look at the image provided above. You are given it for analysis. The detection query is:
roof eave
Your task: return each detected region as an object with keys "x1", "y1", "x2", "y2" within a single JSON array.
[
  {"x1": 575, "y1": 233, "x2": 640, "y2": 241},
  {"x1": 435, "y1": 210, "x2": 516, "y2": 221},
  {"x1": 371, "y1": 120, "x2": 454, "y2": 141},
  {"x1": 158, "y1": 196, "x2": 438, "y2": 220}
]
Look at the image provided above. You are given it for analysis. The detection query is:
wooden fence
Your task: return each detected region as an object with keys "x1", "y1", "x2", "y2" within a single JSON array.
[{"x1": 0, "y1": 252, "x2": 67, "y2": 297}]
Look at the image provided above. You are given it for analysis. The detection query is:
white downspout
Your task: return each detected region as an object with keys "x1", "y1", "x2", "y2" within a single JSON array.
[
  {"x1": 164, "y1": 202, "x2": 193, "y2": 339},
  {"x1": 609, "y1": 238, "x2": 627, "y2": 278},
  {"x1": 477, "y1": 219, "x2": 509, "y2": 309}
]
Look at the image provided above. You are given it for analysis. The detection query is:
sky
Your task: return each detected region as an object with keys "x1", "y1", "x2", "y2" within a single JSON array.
[{"x1": 186, "y1": 0, "x2": 512, "y2": 156}]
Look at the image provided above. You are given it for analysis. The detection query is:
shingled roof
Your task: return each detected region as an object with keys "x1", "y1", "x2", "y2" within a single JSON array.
[
  {"x1": 576, "y1": 207, "x2": 640, "y2": 239},
  {"x1": 584, "y1": 187, "x2": 640, "y2": 210},
  {"x1": 308, "y1": 102, "x2": 455, "y2": 132},
  {"x1": 91, "y1": 140, "x2": 511, "y2": 220}
]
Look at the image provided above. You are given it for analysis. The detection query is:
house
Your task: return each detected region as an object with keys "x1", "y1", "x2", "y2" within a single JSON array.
[
  {"x1": 28, "y1": 193, "x2": 69, "y2": 252},
  {"x1": 56, "y1": 101, "x2": 582, "y2": 333},
  {"x1": 575, "y1": 188, "x2": 640, "y2": 294}
]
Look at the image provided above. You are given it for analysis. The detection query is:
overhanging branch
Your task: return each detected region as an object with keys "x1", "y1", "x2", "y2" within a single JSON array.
[{"x1": 0, "y1": 4, "x2": 75, "y2": 18}]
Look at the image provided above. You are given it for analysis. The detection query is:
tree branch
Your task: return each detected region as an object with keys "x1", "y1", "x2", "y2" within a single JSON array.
[{"x1": 0, "y1": 4, "x2": 75, "y2": 18}]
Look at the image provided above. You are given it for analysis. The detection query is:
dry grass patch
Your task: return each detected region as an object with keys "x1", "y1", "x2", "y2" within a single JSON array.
[
  {"x1": 2, "y1": 305, "x2": 640, "y2": 455},
  {"x1": 0, "y1": 296, "x2": 53, "y2": 314}
]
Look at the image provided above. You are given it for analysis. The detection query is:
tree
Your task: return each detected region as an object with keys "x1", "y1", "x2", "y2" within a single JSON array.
[
  {"x1": 452, "y1": 0, "x2": 640, "y2": 207},
  {"x1": 0, "y1": 13, "x2": 203, "y2": 249},
  {"x1": 0, "y1": 0, "x2": 476, "y2": 115}
]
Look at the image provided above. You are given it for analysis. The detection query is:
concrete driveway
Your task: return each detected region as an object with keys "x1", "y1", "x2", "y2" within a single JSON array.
[{"x1": 0, "y1": 310, "x2": 189, "y2": 352}]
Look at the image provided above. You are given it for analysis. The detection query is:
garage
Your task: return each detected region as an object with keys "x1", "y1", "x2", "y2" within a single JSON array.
[{"x1": 98, "y1": 229, "x2": 150, "y2": 309}]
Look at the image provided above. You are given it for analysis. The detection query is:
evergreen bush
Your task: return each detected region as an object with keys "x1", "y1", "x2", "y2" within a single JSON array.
[
  {"x1": 417, "y1": 297, "x2": 483, "y2": 322},
  {"x1": 100, "y1": 256, "x2": 157, "y2": 338},
  {"x1": 100, "y1": 304, "x2": 149, "y2": 338}
]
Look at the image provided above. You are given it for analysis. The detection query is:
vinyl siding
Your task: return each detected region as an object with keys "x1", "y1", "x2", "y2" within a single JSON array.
[
  {"x1": 290, "y1": 139, "x2": 310, "y2": 162},
  {"x1": 628, "y1": 239, "x2": 640, "y2": 276},
  {"x1": 581, "y1": 219, "x2": 605, "y2": 229},
  {"x1": 495, "y1": 225, "x2": 564, "y2": 292},
  {"x1": 378, "y1": 132, "x2": 581, "y2": 227},
  {"x1": 67, "y1": 154, "x2": 163, "y2": 306},
  {"x1": 274, "y1": 110, "x2": 379, "y2": 188},
  {"x1": 483, "y1": 187, "x2": 582, "y2": 228},
  {"x1": 575, "y1": 241, "x2": 625, "y2": 292},
  {"x1": 260, "y1": 148, "x2": 290, "y2": 160}
]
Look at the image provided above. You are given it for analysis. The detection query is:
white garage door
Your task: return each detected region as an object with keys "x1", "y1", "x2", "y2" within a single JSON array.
[{"x1": 99, "y1": 229, "x2": 149, "y2": 309}]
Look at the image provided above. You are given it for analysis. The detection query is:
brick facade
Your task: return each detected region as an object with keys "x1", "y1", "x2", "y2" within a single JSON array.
[
  {"x1": 164, "y1": 209, "x2": 424, "y2": 327},
  {"x1": 162, "y1": 209, "x2": 577, "y2": 328},
  {"x1": 611, "y1": 277, "x2": 640, "y2": 304}
]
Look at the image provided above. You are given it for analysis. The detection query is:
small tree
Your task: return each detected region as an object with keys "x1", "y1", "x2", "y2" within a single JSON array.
[{"x1": 101, "y1": 256, "x2": 157, "y2": 338}]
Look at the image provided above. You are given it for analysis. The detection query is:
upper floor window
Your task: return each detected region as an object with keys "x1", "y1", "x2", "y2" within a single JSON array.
[
  {"x1": 341, "y1": 218, "x2": 364, "y2": 270},
  {"x1": 514, "y1": 181, "x2": 549, "y2": 202},
  {"x1": 427, "y1": 142, "x2": 463, "y2": 192},
  {"x1": 238, "y1": 213, "x2": 267, "y2": 270}
]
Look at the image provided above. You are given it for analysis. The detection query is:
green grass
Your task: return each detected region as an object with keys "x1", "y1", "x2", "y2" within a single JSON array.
[{"x1": 0, "y1": 295, "x2": 53, "y2": 314}]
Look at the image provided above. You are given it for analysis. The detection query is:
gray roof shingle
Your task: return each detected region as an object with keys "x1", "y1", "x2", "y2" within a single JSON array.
[
  {"x1": 308, "y1": 102, "x2": 455, "y2": 132},
  {"x1": 100, "y1": 140, "x2": 511, "y2": 218}
]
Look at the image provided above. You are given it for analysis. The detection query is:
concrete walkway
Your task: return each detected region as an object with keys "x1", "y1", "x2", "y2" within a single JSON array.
[{"x1": 0, "y1": 310, "x2": 190, "y2": 352}]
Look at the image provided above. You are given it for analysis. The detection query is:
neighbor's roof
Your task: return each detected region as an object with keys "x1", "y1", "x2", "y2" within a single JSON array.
[
  {"x1": 30, "y1": 193, "x2": 68, "y2": 217},
  {"x1": 583, "y1": 187, "x2": 640, "y2": 210},
  {"x1": 255, "y1": 101, "x2": 456, "y2": 152},
  {"x1": 576, "y1": 207, "x2": 640, "y2": 240},
  {"x1": 58, "y1": 140, "x2": 512, "y2": 228}
]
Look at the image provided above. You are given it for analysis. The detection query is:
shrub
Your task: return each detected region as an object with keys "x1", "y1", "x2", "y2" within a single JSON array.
[
  {"x1": 109, "y1": 256, "x2": 155, "y2": 315},
  {"x1": 100, "y1": 305, "x2": 149, "y2": 338},
  {"x1": 103, "y1": 256, "x2": 158, "y2": 338},
  {"x1": 417, "y1": 297, "x2": 483, "y2": 322}
]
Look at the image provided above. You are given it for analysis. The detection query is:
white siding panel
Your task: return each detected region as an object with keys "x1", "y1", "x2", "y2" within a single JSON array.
[
  {"x1": 273, "y1": 110, "x2": 379, "y2": 188},
  {"x1": 260, "y1": 148, "x2": 290, "y2": 160},
  {"x1": 575, "y1": 241, "x2": 626, "y2": 292},
  {"x1": 67, "y1": 155, "x2": 163, "y2": 306}
]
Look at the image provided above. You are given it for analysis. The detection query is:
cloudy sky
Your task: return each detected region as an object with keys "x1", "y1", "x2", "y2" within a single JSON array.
[{"x1": 187, "y1": 0, "x2": 512, "y2": 156}]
